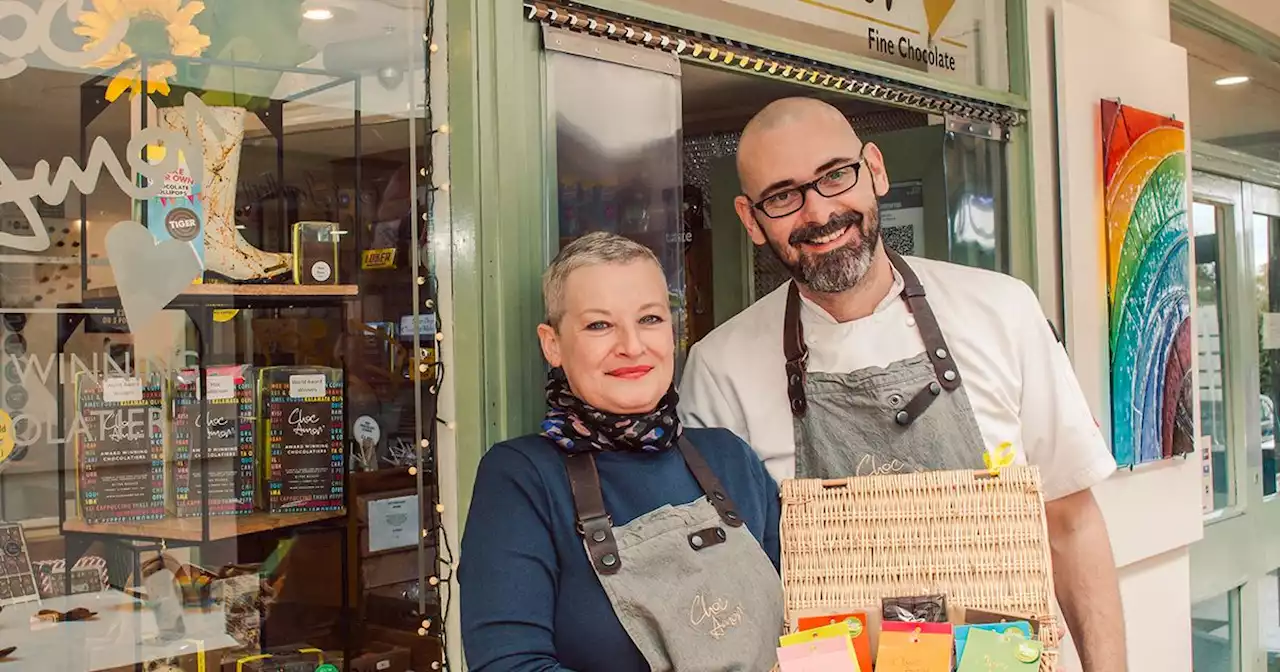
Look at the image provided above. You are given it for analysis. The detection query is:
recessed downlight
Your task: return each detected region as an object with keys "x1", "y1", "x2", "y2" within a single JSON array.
[
  {"x1": 303, "y1": 8, "x2": 334, "y2": 21},
  {"x1": 1215, "y1": 75, "x2": 1250, "y2": 86}
]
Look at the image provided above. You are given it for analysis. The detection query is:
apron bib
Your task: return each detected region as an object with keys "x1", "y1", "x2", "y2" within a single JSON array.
[
  {"x1": 782, "y1": 248, "x2": 986, "y2": 479},
  {"x1": 564, "y1": 437, "x2": 784, "y2": 672}
]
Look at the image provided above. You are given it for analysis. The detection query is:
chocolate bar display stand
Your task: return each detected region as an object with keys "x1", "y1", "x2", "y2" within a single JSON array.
[{"x1": 54, "y1": 283, "x2": 359, "y2": 669}]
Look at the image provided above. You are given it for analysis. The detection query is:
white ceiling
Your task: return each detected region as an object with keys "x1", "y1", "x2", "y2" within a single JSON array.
[{"x1": 1174, "y1": 20, "x2": 1280, "y2": 162}]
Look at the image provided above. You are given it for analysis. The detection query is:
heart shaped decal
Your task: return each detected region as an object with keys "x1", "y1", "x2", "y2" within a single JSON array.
[{"x1": 105, "y1": 221, "x2": 202, "y2": 330}]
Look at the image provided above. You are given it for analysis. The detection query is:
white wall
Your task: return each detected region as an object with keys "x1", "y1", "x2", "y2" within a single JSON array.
[{"x1": 1029, "y1": 0, "x2": 1204, "y2": 670}]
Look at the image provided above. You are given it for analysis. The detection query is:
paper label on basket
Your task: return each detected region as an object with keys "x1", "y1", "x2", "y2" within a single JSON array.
[
  {"x1": 877, "y1": 624, "x2": 954, "y2": 672},
  {"x1": 796, "y1": 612, "x2": 871, "y2": 672},
  {"x1": 955, "y1": 622, "x2": 1032, "y2": 663},
  {"x1": 777, "y1": 636, "x2": 859, "y2": 672},
  {"x1": 102, "y1": 377, "x2": 143, "y2": 403},
  {"x1": 956, "y1": 627, "x2": 1041, "y2": 670},
  {"x1": 883, "y1": 594, "x2": 948, "y2": 623}
]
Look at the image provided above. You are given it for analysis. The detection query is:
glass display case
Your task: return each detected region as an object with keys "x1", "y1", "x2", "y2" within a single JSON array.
[{"x1": 0, "y1": 1, "x2": 448, "y2": 669}]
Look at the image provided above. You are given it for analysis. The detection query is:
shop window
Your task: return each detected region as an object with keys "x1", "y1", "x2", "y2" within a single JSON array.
[
  {"x1": 1194, "y1": 200, "x2": 1233, "y2": 512},
  {"x1": 0, "y1": 1, "x2": 449, "y2": 670},
  {"x1": 1193, "y1": 589, "x2": 1241, "y2": 672}
]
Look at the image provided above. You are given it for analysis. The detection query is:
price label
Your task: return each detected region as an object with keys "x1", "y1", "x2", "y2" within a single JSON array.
[
  {"x1": 289, "y1": 374, "x2": 327, "y2": 399},
  {"x1": 206, "y1": 373, "x2": 236, "y2": 400},
  {"x1": 102, "y1": 377, "x2": 143, "y2": 403}
]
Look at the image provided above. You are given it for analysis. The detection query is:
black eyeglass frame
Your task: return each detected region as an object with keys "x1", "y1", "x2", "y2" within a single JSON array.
[{"x1": 748, "y1": 149, "x2": 869, "y2": 219}]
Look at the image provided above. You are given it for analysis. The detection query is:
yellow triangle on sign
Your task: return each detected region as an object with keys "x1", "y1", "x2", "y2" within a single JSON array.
[{"x1": 923, "y1": 0, "x2": 956, "y2": 38}]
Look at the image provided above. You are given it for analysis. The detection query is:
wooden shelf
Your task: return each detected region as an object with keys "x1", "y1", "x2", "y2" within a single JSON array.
[
  {"x1": 84, "y1": 284, "x2": 359, "y2": 300},
  {"x1": 63, "y1": 508, "x2": 347, "y2": 543}
]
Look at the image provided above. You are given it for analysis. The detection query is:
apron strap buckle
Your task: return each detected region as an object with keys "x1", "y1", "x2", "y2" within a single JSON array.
[{"x1": 578, "y1": 514, "x2": 623, "y2": 574}]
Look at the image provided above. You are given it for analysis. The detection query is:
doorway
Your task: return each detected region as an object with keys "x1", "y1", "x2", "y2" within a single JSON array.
[{"x1": 545, "y1": 29, "x2": 1013, "y2": 370}]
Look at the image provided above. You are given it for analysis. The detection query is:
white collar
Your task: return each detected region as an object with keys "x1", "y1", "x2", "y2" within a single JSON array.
[{"x1": 796, "y1": 264, "x2": 906, "y2": 325}]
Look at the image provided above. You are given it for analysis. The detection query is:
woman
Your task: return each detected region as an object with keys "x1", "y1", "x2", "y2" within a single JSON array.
[{"x1": 459, "y1": 232, "x2": 784, "y2": 671}]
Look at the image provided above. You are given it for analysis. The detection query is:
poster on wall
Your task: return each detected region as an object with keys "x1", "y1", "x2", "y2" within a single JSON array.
[{"x1": 1100, "y1": 100, "x2": 1194, "y2": 466}]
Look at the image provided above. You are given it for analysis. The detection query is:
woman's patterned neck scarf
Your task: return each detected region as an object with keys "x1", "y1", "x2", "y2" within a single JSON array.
[{"x1": 540, "y1": 368, "x2": 682, "y2": 454}]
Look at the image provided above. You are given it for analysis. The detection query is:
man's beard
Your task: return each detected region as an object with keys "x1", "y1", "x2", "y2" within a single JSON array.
[{"x1": 767, "y1": 206, "x2": 881, "y2": 294}]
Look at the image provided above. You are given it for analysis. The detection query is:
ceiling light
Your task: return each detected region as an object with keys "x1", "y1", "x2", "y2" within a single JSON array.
[
  {"x1": 1215, "y1": 75, "x2": 1250, "y2": 86},
  {"x1": 303, "y1": 8, "x2": 334, "y2": 21}
]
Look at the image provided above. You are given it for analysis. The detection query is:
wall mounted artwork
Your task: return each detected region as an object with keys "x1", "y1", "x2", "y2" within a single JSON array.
[{"x1": 1101, "y1": 100, "x2": 1193, "y2": 466}]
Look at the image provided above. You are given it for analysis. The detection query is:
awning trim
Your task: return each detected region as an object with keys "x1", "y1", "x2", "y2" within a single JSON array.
[{"x1": 523, "y1": 1, "x2": 1025, "y2": 128}]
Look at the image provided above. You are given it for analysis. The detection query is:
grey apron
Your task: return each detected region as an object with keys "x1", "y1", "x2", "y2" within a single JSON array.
[
  {"x1": 783, "y1": 248, "x2": 987, "y2": 478},
  {"x1": 564, "y1": 436, "x2": 784, "y2": 671}
]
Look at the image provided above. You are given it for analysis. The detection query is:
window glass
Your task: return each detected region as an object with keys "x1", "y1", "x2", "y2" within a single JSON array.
[
  {"x1": 1194, "y1": 201, "x2": 1233, "y2": 511},
  {"x1": 1255, "y1": 213, "x2": 1280, "y2": 497},
  {"x1": 1262, "y1": 571, "x2": 1280, "y2": 669},
  {"x1": 0, "y1": 1, "x2": 447, "y2": 669},
  {"x1": 1175, "y1": 20, "x2": 1280, "y2": 163},
  {"x1": 1193, "y1": 589, "x2": 1239, "y2": 672}
]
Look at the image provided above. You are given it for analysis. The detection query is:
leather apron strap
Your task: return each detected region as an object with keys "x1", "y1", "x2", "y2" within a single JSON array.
[
  {"x1": 783, "y1": 247, "x2": 963, "y2": 424},
  {"x1": 564, "y1": 437, "x2": 744, "y2": 575}
]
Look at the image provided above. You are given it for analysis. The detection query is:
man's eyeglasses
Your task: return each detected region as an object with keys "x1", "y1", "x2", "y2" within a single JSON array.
[{"x1": 750, "y1": 161, "x2": 865, "y2": 219}]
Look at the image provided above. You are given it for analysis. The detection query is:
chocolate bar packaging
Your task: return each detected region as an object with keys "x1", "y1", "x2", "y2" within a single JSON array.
[
  {"x1": 291, "y1": 221, "x2": 341, "y2": 286},
  {"x1": 882, "y1": 594, "x2": 948, "y2": 624},
  {"x1": 75, "y1": 372, "x2": 168, "y2": 523},
  {"x1": 171, "y1": 365, "x2": 256, "y2": 517},
  {"x1": 257, "y1": 366, "x2": 345, "y2": 513}
]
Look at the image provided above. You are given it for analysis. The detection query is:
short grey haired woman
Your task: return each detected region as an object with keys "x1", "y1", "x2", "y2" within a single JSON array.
[{"x1": 459, "y1": 231, "x2": 784, "y2": 671}]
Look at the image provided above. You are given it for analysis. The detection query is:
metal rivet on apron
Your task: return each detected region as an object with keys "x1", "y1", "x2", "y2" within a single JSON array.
[
  {"x1": 929, "y1": 382, "x2": 941, "y2": 395},
  {"x1": 713, "y1": 491, "x2": 726, "y2": 501},
  {"x1": 944, "y1": 370, "x2": 957, "y2": 382},
  {"x1": 935, "y1": 348, "x2": 948, "y2": 359},
  {"x1": 788, "y1": 373, "x2": 800, "y2": 386},
  {"x1": 895, "y1": 410, "x2": 910, "y2": 425},
  {"x1": 690, "y1": 535, "x2": 705, "y2": 549},
  {"x1": 725, "y1": 511, "x2": 739, "y2": 522},
  {"x1": 591, "y1": 529, "x2": 607, "y2": 543},
  {"x1": 601, "y1": 553, "x2": 617, "y2": 567},
  {"x1": 888, "y1": 393, "x2": 903, "y2": 407},
  {"x1": 715, "y1": 528, "x2": 726, "y2": 541},
  {"x1": 791, "y1": 399, "x2": 804, "y2": 413}
]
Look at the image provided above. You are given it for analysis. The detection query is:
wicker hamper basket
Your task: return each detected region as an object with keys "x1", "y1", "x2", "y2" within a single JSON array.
[{"x1": 780, "y1": 466, "x2": 1059, "y2": 671}]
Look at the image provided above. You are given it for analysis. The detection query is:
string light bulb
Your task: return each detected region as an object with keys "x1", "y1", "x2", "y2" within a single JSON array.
[
  {"x1": 419, "y1": 627, "x2": 428, "y2": 636},
  {"x1": 429, "y1": 576, "x2": 440, "y2": 586},
  {"x1": 435, "y1": 331, "x2": 445, "y2": 342},
  {"x1": 437, "y1": 124, "x2": 450, "y2": 134},
  {"x1": 421, "y1": 438, "x2": 430, "y2": 449},
  {"x1": 429, "y1": 43, "x2": 439, "y2": 53},
  {"x1": 409, "y1": 466, "x2": 418, "y2": 476},
  {"x1": 438, "y1": 182, "x2": 450, "y2": 192},
  {"x1": 436, "y1": 503, "x2": 446, "y2": 513},
  {"x1": 417, "y1": 276, "x2": 426, "y2": 285}
]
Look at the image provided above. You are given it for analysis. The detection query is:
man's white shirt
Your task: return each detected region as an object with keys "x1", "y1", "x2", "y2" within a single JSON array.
[{"x1": 677, "y1": 255, "x2": 1117, "y2": 501}]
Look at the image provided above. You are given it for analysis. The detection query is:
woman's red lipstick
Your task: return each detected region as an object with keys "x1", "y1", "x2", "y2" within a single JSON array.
[{"x1": 607, "y1": 366, "x2": 652, "y2": 380}]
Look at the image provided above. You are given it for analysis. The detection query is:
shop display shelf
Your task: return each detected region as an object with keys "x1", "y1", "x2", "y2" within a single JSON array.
[{"x1": 62, "y1": 508, "x2": 348, "y2": 544}]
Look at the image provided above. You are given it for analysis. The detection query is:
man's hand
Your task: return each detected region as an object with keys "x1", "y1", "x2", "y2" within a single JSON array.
[{"x1": 1045, "y1": 488, "x2": 1126, "y2": 672}]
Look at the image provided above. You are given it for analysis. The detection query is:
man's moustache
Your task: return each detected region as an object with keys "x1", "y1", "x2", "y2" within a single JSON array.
[{"x1": 789, "y1": 212, "x2": 863, "y2": 245}]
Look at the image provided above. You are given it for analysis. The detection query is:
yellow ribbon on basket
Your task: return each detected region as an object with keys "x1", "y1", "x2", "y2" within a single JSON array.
[{"x1": 983, "y1": 442, "x2": 1016, "y2": 476}]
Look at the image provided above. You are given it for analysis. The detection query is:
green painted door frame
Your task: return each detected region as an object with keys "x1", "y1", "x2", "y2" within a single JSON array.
[{"x1": 446, "y1": 0, "x2": 1038, "y2": 527}]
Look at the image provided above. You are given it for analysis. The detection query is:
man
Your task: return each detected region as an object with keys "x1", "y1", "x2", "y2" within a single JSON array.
[{"x1": 677, "y1": 97, "x2": 1126, "y2": 671}]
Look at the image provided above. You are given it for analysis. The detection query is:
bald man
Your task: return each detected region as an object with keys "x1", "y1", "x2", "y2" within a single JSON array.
[{"x1": 677, "y1": 98, "x2": 1126, "y2": 671}]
